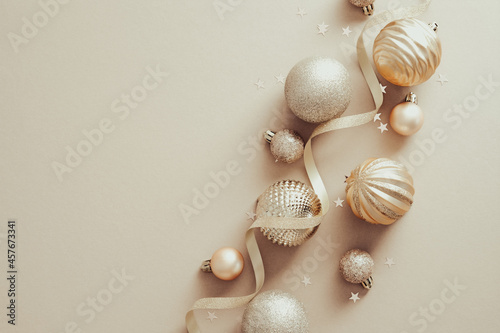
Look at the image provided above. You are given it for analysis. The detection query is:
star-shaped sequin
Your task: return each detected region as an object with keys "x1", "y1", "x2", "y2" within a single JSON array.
[
  {"x1": 373, "y1": 113, "x2": 381, "y2": 122},
  {"x1": 207, "y1": 311, "x2": 218, "y2": 322},
  {"x1": 334, "y1": 197, "x2": 344, "y2": 207},
  {"x1": 437, "y1": 74, "x2": 448, "y2": 86},
  {"x1": 378, "y1": 122, "x2": 388, "y2": 133},
  {"x1": 385, "y1": 258, "x2": 396, "y2": 268},
  {"x1": 349, "y1": 292, "x2": 360, "y2": 303},
  {"x1": 380, "y1": 84, "x2": 387, "y2": 94},
  {"x1": 254, "y1": 79, "x2": 265, "y2": 89},
  {"x1": 342, "y1": 26, "x2": 352, "y2": 37},
  {"x1": 246, "y1": 211, "x2": 256, "y2": 220},
  {"x1": 301, "y1": 276, "x2": 312, "y2": 287},
  {"x1": 317, "y1": 22, "x2": 329, "y2": 36},
  {"x1": 297, "y1": 7, "x2": 307, "y2": 18},
  {"x1": 275, "y1": 74, "x2": 286, "y2": 84}
]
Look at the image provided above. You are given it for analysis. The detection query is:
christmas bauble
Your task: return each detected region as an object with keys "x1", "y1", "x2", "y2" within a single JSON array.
[
  {"x1": 345, "y1": 158, "x2": 414, "y2": 225},
  {"x1": 241, "y1": 290, "x2": 308, "y2": 333},
  {"x1": 373, "y1": 18, "x2": 442, "y2": 86},
  {"x1": 390, "y1": 92, "x2": 424, "y2": 136},
  {"x1": 256, "y1": 180, "x2": 321, "y2": 246},
  {"x1": 285, "y1": 57, "x2": 353, "y2": 123},
  {"x1": 265, "y1": 129, "x2": 305, "y2": 163},
  {"x1": 339, "y1": 249, "x2": 374, "y2": 289}
]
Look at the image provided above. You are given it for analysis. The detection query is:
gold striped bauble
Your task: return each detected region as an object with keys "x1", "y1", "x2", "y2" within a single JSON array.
[{"x1": 345, "y1": 158, "x2": 414, "y2": 225}]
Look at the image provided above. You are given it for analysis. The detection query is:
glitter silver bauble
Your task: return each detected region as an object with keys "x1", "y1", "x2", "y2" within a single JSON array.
[
  {"x1": 339, "y1": 249, "x2": 374, "y2": 289},
  {"x1": 345, "y1": 158, "x2": 414, "y2": 225},
  {"x1": 256, "y1": 180, "x2": 321, "y2": 247},
  {"x1": 265, "y1": 129, "x2": 305, "y2": 163},
  {"x1": 285, "y1": 57, "x2": 353, "y2": 124},
  {"x1": 242, "y1": 290, "x2": 309, "y2": 333}
]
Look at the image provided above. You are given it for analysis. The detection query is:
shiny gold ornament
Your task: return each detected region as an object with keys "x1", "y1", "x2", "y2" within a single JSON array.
[
  {"x1": 345, "y1": 158, "x2": 414, "y2": 225},
  {"x1": 256, "y1": 180, "x2": 321, "y2": 246},
  {"x1": 373, "y1": 18, "x2": 442, "y2": 86}
]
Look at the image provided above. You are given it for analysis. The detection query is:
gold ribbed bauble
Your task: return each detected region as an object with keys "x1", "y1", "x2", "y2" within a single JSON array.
[
  {"x1": 256, "y1": 180, "x2": 321, "y2": 246},
  {"x1": 345, "y1": 158, "x2": 414, "y2": 225},
  {"x1": 373, "y1": 18, "x2": 442, "y2": 86}
]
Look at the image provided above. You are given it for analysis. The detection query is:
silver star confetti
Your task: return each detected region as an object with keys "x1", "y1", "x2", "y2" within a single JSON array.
[
  {"x1": 437, "y1": 74, "x2": 449, "y2": 86},
  {"x1": 254, "y1": 79, "x2": 265, "y2": 89},
  {"x1": 297, "y1": 7, "x2": 307, "y2": 18},
  {"x1": 301, "y1": 276, "x2": 312, "y2": 287},
  {"x1": 377, "y1": 122, "x2": 388, "y2": 133},
  {"x1": 334, "y1": 197, "x2": 344, "y2": 207},
  {"x1": 207, "y1": 311, "x2": 218, "y2": 322},
  {"x1": 317, "y1": 22, "x2": 329, "y2": 36},
  {"x1": 349, "y1": 292, "x2": 360, "y2": 303},
  {"x1": 385, "y1": 258, "x2": 395, "y2": 268},
  {"x1": 373, "y1": 113, "x2": 381, "y2": 122},
  {"x1": 342, "y1": 26, "x2": 352, "y2": 37}
]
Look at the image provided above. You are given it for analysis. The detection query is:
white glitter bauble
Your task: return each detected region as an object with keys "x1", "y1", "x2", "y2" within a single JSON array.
[
  {"x1": 256, "y1": 180, "x2": 321, "y2": 247},
  {"x1": 285, "y1": 57, "x2": 353, "y2": 123},
  {"x1": 242, "y1": 290, "x2": 309, "y2": 333}
]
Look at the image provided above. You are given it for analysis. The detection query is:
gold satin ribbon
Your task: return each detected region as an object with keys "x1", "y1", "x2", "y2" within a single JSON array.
[{"x1": 185, "y1": 1, "x2": 431, "y2": 331}]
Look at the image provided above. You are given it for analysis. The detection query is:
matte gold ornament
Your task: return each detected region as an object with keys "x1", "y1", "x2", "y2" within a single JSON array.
[
  {"x1": 285, "y1": 57, "x2": 353, "y2": 123},
  {"x1": 390, "y1": 92, "x2": 424, "y2": 136},
  {"x1": 373, "y1": 18, "x2": 442, "y2": 86},
  {"x1": 345, "y1": 158, "x2": 414, "y2": 225},
  {"x1": 349, "y1": 0, "x2": 375, "y2": 16},
  {"x1": 241, "y1": 290, "x2": 309, "y2": 333},
  {"x1": 256, "y1": 180, "x2": 321, "y2": 246}
]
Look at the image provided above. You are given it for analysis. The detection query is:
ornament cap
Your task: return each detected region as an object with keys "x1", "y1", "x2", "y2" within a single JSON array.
[
  {"x1": 405, "y1": 92, "x2": 418, "y2": 104},
  {"x1": 200, "y1": 259, "x2": 212, "y2": 272},
  {"x1": 363, "y1": 4, "x2": 374, "y2": 16},
  {"x1": 264, "y1": 130, "x2": 275, "y2": 144},
  {"x1": 429, "y1": 22, "x2": 439, "y2": 32},
  {"x1": 361, "y1": 276, "x2": 373, "y2": 289}
]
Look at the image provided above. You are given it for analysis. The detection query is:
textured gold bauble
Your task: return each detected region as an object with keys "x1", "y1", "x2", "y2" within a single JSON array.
[
  {"x1": 241, "y1": 290, "x2": 309, "y2": 333},
  {"x1": 373, "y1": 18, "x2": 442, "y2": 86},
  {"x1": 345, "y1": 158, "x2": 414, "y2": 225},
  {"x1": 285, "y1": 57, "x2": 353, "y2": 123},
  {"x1": 256, "y1": 180, "x2": 321, "y2": 246}
]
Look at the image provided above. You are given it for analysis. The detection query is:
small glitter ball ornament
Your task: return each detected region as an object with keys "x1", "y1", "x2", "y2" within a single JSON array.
[
  {"x1": 346, "y1": 158, "x2": 415, "y2": 225},
  {"x1": 339, "y1": 249, "x2": 374, "y2": 289},
  {"x1": 349, "y1": 0, "x2": 375, "y2": 16},
  {"x1": 241, "y1": 290, "x2": 309, "y2": 333},
  {"x1": 285, "y1": 56, "x2": 353, "y2": 123},
  {"x1": 256, "y1": 180, "x2": 321, "y2": 246},
  {"x1": 265, "y1": 129, "x2": 305, "y2": 163},
  {"x1": 373, "y1": 18, "x2": 442, "y2": 86}
]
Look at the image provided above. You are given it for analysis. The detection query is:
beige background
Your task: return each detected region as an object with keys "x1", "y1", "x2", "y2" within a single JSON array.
[{"x1": 1, "y1": 0, "x2": 500, "y2": 332}]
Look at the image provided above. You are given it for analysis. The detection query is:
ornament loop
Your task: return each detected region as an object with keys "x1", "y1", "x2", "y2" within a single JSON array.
[
  {"x1": 361, "y1": 276, "x2": 374, "y2": 289},
  {"x1": 363, "y1": 4, "x2": 374, "y2": 16},
  {"x1": 200, "y1": 259, "x2": 212, "y2": 272},
  {"x1": 405, "y1": 92, "x2": 418, "y2": 104},
  {"x1": 429, "y1": 22, "x2": 438, "y2": 32},
  {"x1": 264, "y1": 130, "x2": 275, "y2": 143}
]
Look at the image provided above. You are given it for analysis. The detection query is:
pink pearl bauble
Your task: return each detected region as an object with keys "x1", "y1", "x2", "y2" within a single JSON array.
[
  {"x1": 210, "y1": 247, "x2": 244, "y2": 281},
  {"x1": 390, "y1": 102, "x2": 424, "y2": 136}
]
